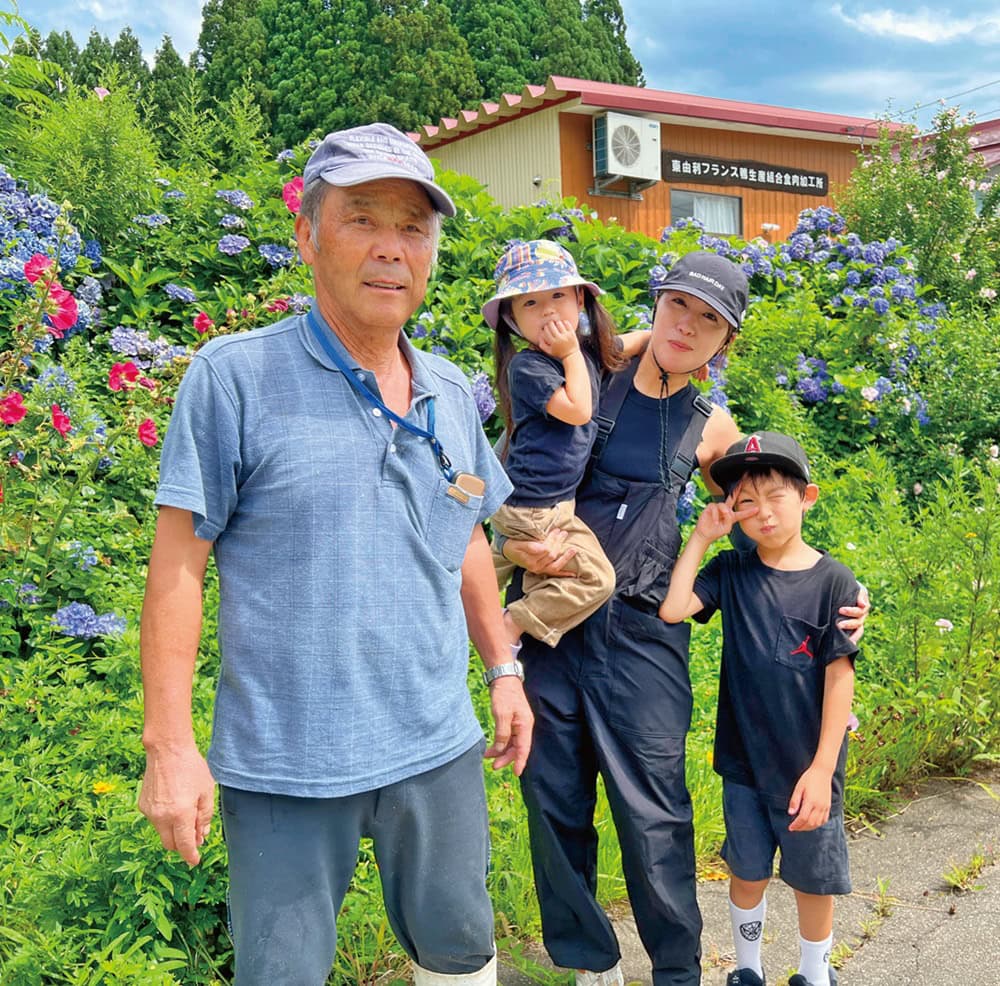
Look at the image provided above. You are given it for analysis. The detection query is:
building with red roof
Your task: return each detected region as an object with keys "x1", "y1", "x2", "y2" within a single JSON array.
[{"x1": 416, "y1": 76, "x2": 891, "y2": 241}]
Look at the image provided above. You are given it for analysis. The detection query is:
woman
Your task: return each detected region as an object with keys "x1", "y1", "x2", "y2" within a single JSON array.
[{"x1": 500, "y1": 252, "x2": 868, "y2": 986}]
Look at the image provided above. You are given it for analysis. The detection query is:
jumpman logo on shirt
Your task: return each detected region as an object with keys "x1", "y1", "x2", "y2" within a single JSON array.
[{"x1": 790, "y1": 635, "x2": 814, "y2": 659}]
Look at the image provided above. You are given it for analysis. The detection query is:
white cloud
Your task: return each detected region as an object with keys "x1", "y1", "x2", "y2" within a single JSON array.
[{"x1": 831, "y1": 4, "x2": 1000, "y2": 43}]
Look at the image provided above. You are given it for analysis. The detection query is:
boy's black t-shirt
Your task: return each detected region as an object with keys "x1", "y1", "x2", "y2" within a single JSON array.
[
  {"x1": 693, "y1": 549, "x2": 860, "y2": 809},
  {"x1": 504, "y1": 348, "x2": 601, "y2": 507}
]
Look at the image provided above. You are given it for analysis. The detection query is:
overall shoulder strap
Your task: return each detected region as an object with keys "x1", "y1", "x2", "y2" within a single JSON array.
[
  {"x1": 590, "y1": 357, "x2": 640, "y2": 464},
  {"x1": 668, "y1": 392, "x2": 714, "y2": 487}
]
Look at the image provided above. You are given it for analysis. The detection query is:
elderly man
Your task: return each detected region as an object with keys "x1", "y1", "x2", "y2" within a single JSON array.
[{"x1": 138, "y1": 123, "x2": 531, "y2": 986}]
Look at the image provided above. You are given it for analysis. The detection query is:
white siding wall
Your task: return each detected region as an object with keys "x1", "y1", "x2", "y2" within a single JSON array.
[{"x1": 427, "y1": 108, "x2": 563, "y2": 208}]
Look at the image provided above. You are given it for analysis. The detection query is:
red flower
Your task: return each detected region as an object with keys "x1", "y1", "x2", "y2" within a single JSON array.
[
  {"x1": 0, "y1": 391, "x2": 27, "y2": 424},
  {"x1": 193, "y1": 311, "x2": 214, "y2": 334},
  {"x1": 266, "y1": 297, "x2": 290, "y2": 313},
  {"x1": 47, "y1": 284, "x2": 78, "y2": 336},
  {"x1": 138, "y1": 377, "x2": 157, "y2": 391},
  {"x1": 108, "y1": 361, "x2": 141, "y2": 391},
  {"x1": 24, "y1": 254, "x2": 52, "y2": 284},
  {"x1": 138, "y1": 418, "x2": 159, "y2": 447},
  {"x1": 282, "y1": 176, "x2": 303, "y2": 214},
  {"x1": 51, "y1": 404, "x2": 71, "y2": 437}
]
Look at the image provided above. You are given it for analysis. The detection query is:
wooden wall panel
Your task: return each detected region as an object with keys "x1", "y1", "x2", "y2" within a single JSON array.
[{"x1": 559, "y1": 113, "x2": 861, "y2": 241}]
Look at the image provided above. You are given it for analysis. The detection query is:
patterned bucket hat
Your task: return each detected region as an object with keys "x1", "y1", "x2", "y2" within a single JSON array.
[{"x1": 481, "y1": 239, "x2": 601, "y2": 329}]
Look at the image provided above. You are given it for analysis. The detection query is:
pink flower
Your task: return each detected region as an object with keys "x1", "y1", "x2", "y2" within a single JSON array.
[
  {"x1": 47, "y1": 284, "x2": 78, "y2": 336},
  {"x1": 108, "y1": 361, "x2": 141, "y2": 391},
  {"x1": 94, "y1": 87, "x2": 110, "y2": 101},
  {"x1": 51, "y1": 404, "x2": 71, "y2": 437},
  {"x1": 193, "y1": 311, "x2": 214, "y2": 334},
  {"x1": 24, "y1": 254, "x2": 52, "y2": 284},
  {"x1": 0, "y1": 391, "x2": 27, "y2": 424},
  {"x1": 266, "y1": 297, "x2": 290, "y2": 312},
  {"x1": 138, "y1": 418, "x2": 159, "y2": 447},
  {"x1": 282, "y1": 176, "x2": 304, "y2": 214},
  {"x1": 138, "y1": 377, "x2": 157, "y2": 391}
]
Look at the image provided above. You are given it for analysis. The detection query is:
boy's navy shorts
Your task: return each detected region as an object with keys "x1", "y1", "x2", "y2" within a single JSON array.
[{"x1": 721, "y1": 780, "x2": 852, "y2": 895}]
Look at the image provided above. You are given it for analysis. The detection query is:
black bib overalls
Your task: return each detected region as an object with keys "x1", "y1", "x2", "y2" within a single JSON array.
[{"x1": 514, "y1": 364, "x2": 710, "y2": 986}]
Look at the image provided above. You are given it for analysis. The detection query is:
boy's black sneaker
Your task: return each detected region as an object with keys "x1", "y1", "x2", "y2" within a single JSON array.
[
  {"x1": 726, "y1": 970, "x2": 765, "y2": 986},
  {"x1": 787, "y1": 967, "x2": 837, "y2": 986}
]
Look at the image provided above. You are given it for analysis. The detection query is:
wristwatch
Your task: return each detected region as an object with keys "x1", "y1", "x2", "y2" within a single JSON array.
[{"x1": 483, "y1": 660, "x2": 525, "y2": 686}]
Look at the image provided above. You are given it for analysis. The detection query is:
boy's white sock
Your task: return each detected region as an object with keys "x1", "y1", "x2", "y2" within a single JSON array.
[
  {"x1": 797, "y1": 933, "x2": 832, "y2": 985},
  {"x1": 729, "y1": 896, "x2": 766, "y2": 976}
]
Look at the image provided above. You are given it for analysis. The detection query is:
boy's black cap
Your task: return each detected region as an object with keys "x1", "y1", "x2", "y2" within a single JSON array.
[{"x1": 709, "y1": 431, "x2": 811, "y2": 489}]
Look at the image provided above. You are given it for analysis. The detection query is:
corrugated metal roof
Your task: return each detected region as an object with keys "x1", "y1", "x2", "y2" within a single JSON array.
[{"x1": 415, "y1": 76, "x2": 893, "y2": 149}]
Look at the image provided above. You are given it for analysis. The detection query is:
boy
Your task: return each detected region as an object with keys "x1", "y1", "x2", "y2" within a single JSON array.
[{"x1": 660, "y1": 432, "x2": 859, "y2": 986}]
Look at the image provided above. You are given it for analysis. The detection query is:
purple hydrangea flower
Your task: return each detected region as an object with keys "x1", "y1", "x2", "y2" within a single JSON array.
[
  {"x1": 132, "y1": 213, "x2": 170, "y2": 228},
  {"x1": 163, "y1": 189, "x2": 186, "y2": 201},
  {"x1": 164, "y1": 283, "x2": 198, "y2": 303},
  {"x1": 219, "y1": 214, "x2": 246, "y2": 229},
  {"x1": 52, "y1": 602, "x2": 126, "y2": 638},
  {"x1": 259, "y1": 244, "x2": 295, "y2": 268},
  {"x1": 218, "y1": 235, "x2": 251, "y2": 256},
  {"x1": 215, "y1": 189, "x2": 254, "y2": 210},
  {"x1": 469, "y1": 371, "x2": 496, "y2": 423}
]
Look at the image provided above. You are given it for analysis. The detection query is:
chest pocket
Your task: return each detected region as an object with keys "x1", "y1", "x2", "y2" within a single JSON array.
[
  {"x1": 425, "y1": 477, "x2": 483, "y2": 572},
  {"x1": 774, "y1": 615, "x2": 827, "y2": 673}
]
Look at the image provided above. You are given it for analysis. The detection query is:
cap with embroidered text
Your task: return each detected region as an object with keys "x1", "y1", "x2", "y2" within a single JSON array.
[{"x1": 654, "y1": 251, "x2": 748, "y2": 330}]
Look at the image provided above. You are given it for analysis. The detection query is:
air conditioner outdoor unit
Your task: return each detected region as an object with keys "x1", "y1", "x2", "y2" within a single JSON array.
[{"x1": 593, "y1": 112, "x2": 661, "y2": 182}]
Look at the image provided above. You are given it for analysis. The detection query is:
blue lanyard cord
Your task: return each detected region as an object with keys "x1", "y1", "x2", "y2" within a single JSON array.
[{"x1": 307, "y1": 309, "x2": 454, "y2": 480}]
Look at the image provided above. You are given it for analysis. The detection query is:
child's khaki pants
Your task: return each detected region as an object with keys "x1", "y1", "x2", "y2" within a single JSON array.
[{"x1": 491, "y1": 498, "x2": 615, "y2": 646}]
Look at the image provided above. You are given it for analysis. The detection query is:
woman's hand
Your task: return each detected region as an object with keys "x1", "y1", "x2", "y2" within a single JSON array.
[
  {"x1": 837, "y1": 583, "x2": 871, "y2": 644},
  {"x1": 503, "y1": 527, "x2": 578, "y2": 577}
]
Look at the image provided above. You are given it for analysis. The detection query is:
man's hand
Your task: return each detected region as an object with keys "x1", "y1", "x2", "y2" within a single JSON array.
[
  {"x1": 537, "y1": 319, "x2": 581, "y2": 360},
  {"x1": 484, "y1": 677, "x2": 534, "y2": 775},
  {"x1": 837, "y1": 583, "x2": 871, "y2": 644},
  {"x1": 139, "y1": 743, "x2": 216, "y2": 866},
  {"x1": 504, "y1": 528, "x2": 578, "y2": 577},
  {"x1": 787, "y1": 764, "x2": 833, "y2": 832}
]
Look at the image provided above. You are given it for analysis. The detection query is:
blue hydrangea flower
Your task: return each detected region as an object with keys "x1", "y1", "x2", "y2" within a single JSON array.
[
  {"x1": 218, "y1": 235, "x2": 251, "y2": 256},
  {"x1": 164, "y1": 283, "x2": 198, "y2": 303},
  {"x1": 219, "y1": 214, "x2": 246, "y2": 229},
  {"x1": 289, "y1": 293, "x2": 313, "y2": 314},
  {"x1": 132, "y1": 213, "x2": 170, "y2": 228},
  {"x1": 276, "y1": 149, "x2": 296, "y2": 162},
  {"x1": 83, "y1": 239, "x2": 102, "y2": 265},
  {"x1": 259, "y1": 244, "x2": 295, "y2": 268},
  {"x1": 215, "y1": 189, "x2": 254, "y2": 210},
  {"x1": 163, "y1": 189, "x2": 187, "y2": 201},
  {"x1": 676, "y1": 481, "x2": 697, "y2": 525},
  {"x1": 77, "y1": 276, "x2": 103, "y2": 305},
  {"x1": 109, "y1": 325, "x2": 189, "y2": 367},
  {"x1": 872, "y1": 298, "x2": 890, "y2": 315},
  {"x1": 469, "y1": 371, "x2": 496, "y2": 423},
  {"x1": 52, "y1": 602, "x2": 127, "y2": 638},
  {"x1": 67, "y1": 541, "x2": 99, "y2": 571}
]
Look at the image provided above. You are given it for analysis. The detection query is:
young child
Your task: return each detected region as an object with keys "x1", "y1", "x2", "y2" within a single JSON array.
[
  {"x1": 483, "y1": 239, "x2": 647, "y2": 650},
  {"x1": 659, "y1": 432, "x2": 859, "y2": 986}
]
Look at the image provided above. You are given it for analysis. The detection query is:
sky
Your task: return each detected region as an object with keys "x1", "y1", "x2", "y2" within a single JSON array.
[{"x1": 18, "y1": 0, "x2": 1000, "y2": 132}]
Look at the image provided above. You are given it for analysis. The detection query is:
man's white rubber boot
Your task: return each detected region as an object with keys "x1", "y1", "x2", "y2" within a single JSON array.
[
  {"x1": 576, "y1": 962, "x2": 625, "y2": 986},
  {"x1": 413, "y1": 953, "x2": 497, "y2": 985}
]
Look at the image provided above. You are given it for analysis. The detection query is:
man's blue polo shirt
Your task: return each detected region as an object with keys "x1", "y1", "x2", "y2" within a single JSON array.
[{"x1": 154, "y1": 307, "x2": 512, "y2": 798}]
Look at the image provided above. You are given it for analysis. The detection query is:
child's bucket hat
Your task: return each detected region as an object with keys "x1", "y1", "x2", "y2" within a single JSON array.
[{"x1": 482, "y1": 239, "x2": 601, "y2": 329}]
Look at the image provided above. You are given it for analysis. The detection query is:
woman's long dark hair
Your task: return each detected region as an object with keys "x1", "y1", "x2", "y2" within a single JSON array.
[{"x1": 493, "y1": 291, "x2": 627, "y2": 460}]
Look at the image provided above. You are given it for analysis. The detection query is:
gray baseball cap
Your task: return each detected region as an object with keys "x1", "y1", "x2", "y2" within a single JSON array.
[
  {"x1": 656, "y1": 251, "x2": 748, "y2": 330},
  {"x1": 709, "y1": 431, "x2": 811, "y2": 490},
  {"x1": 303, "y1": 122, "x2": 456, "y2": 217}
]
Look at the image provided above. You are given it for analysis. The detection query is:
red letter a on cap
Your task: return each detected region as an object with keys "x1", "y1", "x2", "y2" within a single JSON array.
[{"x1": 745, "y1": 435, "x2": 762, "y2": 453}]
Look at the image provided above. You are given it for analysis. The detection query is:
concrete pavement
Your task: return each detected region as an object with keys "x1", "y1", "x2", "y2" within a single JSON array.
[{"x1": 497, "y1": 767, "x2": 1000, "y2": 985}]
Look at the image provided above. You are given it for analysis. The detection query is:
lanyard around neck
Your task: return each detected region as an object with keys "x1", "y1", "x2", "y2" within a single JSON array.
[{"x1": 306, "y1": 308, "x2": 454, "y2": 480}]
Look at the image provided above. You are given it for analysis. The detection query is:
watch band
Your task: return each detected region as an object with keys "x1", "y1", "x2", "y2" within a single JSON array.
[{"x1": 482, "y1": 660, "x2": 524, "y2": 685}]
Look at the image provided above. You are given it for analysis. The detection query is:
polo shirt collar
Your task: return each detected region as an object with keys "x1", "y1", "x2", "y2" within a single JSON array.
[{"x1": 300, "y1": 302, "x2": 435, "y2": 401}]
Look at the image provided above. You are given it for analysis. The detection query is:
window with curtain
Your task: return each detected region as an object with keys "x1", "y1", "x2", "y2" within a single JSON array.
[{"x1": 671, "y1": 189, "x2": 742, "y2": 235}]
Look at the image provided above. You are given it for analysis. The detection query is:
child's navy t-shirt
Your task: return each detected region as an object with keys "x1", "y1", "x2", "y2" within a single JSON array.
[
  {"x1": 504, "y1": 348, "x2": 601, "y2": 507},
  {"x1": 693, "y1": 549, "x2": 860, "y2": 808}
]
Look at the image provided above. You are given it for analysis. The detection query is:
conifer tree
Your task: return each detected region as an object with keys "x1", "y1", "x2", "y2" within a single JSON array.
[
  {"x1": 148, "y1": 35, "x2": 193, "y2": 160},
  {"x1": 75, "y1": 29, "x2": 114, "y2": 90}
]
